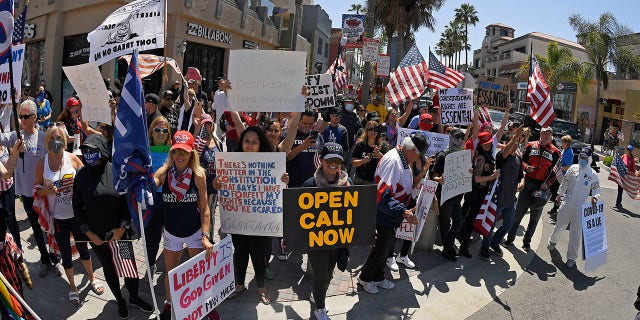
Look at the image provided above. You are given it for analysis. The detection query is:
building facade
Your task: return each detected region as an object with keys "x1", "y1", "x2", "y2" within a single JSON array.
[
  {"x1": 21, "y1": 0, "x2": 282, "y2": 113},
  {"x1": 300, "y1": 4, "x2": 331, "y2": 73}
]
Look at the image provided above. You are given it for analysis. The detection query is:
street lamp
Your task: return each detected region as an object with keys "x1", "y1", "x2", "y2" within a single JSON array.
[{"x1": 177, "y1": 40, "x2": 187, "y2": 56}]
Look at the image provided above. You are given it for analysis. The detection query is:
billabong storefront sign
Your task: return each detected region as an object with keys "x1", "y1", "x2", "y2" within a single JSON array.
[
  {"x1": 88, "y1": 0, "x2": 164, "y2": 66},
  {"x1": 187, "y1": 22, "x2": 232, "y2": 45}
]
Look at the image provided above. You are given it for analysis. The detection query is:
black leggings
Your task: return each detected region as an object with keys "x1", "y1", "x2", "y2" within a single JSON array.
[
  {"x1": 53, "y1": 217, "x2": 90, "y2": 269},
  {"x1": 145, "y1": 192, "x2": 164, "y2": 267},
  {"x1": 91, "y1": 242, "x2": 139, "y2": 303},
  {"x1": 232, "y1": 234, "x2": 269, "y2": 288},
  {"x1": 387, "y1": 239, "x2": 411, "y2": 257},
  {"x1": 308, "y1": 249, "x2": 337, "y2": 309}
]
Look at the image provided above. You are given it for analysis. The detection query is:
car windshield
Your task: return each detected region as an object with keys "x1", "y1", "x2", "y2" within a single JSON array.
[
  {"x1": 550, "y1": 121, "x2": 578, "y2": 138},
  {"x1": 489, "y1": 110, "x2": 504, "y2": 123}
]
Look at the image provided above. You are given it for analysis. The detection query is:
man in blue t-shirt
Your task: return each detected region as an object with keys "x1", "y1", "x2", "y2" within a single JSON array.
[
  {"x1": 549, "y1": 135, "x2": 574, "y2": 215},
  {"x1": 321, "y1": 107, "x2": 349, "y2": 155}
]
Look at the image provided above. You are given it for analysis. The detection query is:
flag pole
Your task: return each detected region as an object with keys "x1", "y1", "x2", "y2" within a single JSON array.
[
  {"x1": 137, "y1": 203, "x2": 161, "y2": 318},
  {"x1": 162, "y1": 0, "x2": 168, "y2": 84},
  {"x1": 8, "y1": 47, "x2": 21, "y2": 141},
  {"x1": 0, "y1": 271, "x2": 40, "y2": 320}
]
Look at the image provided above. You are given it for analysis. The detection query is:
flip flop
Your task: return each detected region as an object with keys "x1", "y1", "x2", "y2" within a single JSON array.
[
  {"x1": 227, "y1": 286, "x2": 247, "y2": 299},
  {"x1": 68, "y1": 291, "x2": 81, "y2": 307},
  {"x1": 91, "y1": 279, "x2": 105, "y2": 295},
  {"x1": 259, "y1": 292, "x2": 271, "y2": 305}
]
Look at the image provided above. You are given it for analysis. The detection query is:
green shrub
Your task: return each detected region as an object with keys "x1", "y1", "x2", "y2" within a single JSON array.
[{"x1": 603, "y1": 155, "x2": 613, "y2": 167}]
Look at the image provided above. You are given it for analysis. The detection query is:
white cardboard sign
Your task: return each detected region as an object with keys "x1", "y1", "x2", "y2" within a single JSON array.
[
  {"x1": 62, "y1": 62, "x2": 112, "y2": 124},
  {"x1": 305, "y1": 74, "x2": 335, "y2": 109},
  {"x1": 396, "y1": 127, "x2": 450, "y2": 157},
  {"x1": 441, "y1": 150, "x2": 472, "y2": 204},
  {"x1": 362, "y1": 38, "x2": 380, "y2": 62},
  {"x1": 0, "y1": 44, "x2": 25, "y2": 104},
  {"x1": 439, "y1": 88, "x2": 474, "y2": 126},
  {"x1": 582, "y1": 201, "x2": 607, "y2": 272}
]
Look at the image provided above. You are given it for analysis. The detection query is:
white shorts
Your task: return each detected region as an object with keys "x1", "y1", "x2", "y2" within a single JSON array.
[{"x1": 163, "y1": 229, "x2": 202, "y2": 251}]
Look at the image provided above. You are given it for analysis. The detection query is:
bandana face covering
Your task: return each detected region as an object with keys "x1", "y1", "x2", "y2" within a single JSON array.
[{"x1": 83, "y1": 150, "x2": 101, "y2": 166}]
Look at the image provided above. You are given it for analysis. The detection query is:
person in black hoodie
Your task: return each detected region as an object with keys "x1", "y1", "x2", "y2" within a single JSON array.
[{"x1": 74, "y1": 134, "x2": 153, "y2": 319}]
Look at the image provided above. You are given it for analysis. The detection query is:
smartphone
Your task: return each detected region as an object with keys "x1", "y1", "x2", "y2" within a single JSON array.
[{"x1": 309, "y1": 130, "x2": 319, "y2": 139}]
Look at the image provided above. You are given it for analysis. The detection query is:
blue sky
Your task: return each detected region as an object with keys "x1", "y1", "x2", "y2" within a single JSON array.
[{"x1": 314, "y1": 0, "x2": 640, "y2": 63}]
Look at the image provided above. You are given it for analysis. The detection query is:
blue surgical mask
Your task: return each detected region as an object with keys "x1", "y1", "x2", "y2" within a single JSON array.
[
  {"x1": 83, "y1": 151, "x2": 101, "y2": 166},
  {"x1": 578, "y1": 159, "x2": 588, "y2": 168}
]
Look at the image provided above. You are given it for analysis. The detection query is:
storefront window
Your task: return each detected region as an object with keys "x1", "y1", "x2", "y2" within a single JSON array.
[
  {"x1": 632, "y1": 123, "x2": 640, "y2": 148},
  {"x1": 552, "y1": 92, "x2": 574, "y2": 120},
  {"x1": 182, "y1": 41, "x2": 225, "y2": 95}
]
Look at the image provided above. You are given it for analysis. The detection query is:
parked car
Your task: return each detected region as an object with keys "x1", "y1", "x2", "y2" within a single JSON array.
[{"x1": 510, "y1": 112, "x2": 600, "y2": 172}]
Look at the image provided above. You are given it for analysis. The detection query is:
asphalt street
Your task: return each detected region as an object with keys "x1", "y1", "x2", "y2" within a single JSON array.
[{"x1": 469, "y1": 164, "x2": 640, "y2": 320}]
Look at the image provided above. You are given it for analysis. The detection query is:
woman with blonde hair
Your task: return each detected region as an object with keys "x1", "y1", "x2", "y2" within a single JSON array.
[
  {"x1": 154, "y1": 130, "x2": 212, "y2": 320},
  {"x1": 34, "y1": 125, "x2": 101, "y2": 306},
  {"x1": 148, "y1": 116, "x2": 172, "y2": 147}
]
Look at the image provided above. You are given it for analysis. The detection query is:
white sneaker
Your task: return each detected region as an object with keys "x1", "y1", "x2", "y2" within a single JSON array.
[
  {"x1": 396, "y1": 255, "x2": 415, "y2": 269},
  {"x1": 376, "y1": 279, "x2": 395, "y2": 290},
  {"x1": 566, "y1": 259, "x2": 576, "y2": 268},
  {"x1": 386, "y1": 257, "x2": 399, "y2": 272},
  {"x1": 314, "y1": 308, "x2": 330, "y2": 320},
  {"x1": 357, "y1": 277, "x2": 379, "y2": 294}
]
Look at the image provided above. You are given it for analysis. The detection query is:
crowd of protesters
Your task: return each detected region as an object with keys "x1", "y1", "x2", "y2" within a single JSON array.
[{"x1": 0, "y1": 72, "x2": 622, "y2": 320}]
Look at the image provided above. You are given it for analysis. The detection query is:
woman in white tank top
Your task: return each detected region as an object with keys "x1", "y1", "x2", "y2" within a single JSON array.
[{"x1": 34, "y1": 125, "x2": 102, "y2": 307}]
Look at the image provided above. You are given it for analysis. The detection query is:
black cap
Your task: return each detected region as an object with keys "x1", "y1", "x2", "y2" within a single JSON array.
[
  {"x1": 410, "y1": 133, "x2": 430, "y2": 155},
  {"x1": 449, "y1": 128, "x2": 465, "y2": 139},
  {"x1": 336, "y1": 94, "x2": 345, "y2": 101},
  {"x1": 320, "y1": 142, "x2": 344, "y2": 161},
  {"x1": 366, "y1": 111, "x2": 380, "y2": 122},
  {"x1": 374, "y1": 95, "x2": 382, "y2": 101},
  {"x1": 580, "y1": 146, "x2": 593, "y2": 158},
  {"x1": 145, "y1": 93, "x2": 159, "y2": 105},
  {"x1": 329, "y1": 107, "x2": 342, "y2": 115}
]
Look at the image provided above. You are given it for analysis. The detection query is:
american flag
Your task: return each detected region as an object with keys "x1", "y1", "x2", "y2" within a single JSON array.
[
  {"x1": 109, "y1": 241, "x2": 138, "y2": 278},
  {"x1": 12, "y1": 2, "x2": 27, "y2": 45},
  {"x1": 474, "y1": 179, "x2": 501, "y2": 236},
  {"x1": 608, "y1": 152, "x2": 640, "y2": 200},
  {"x1": 113, "y1": 50, "x2": 155, "y2": 234},
  {"x1": 427, "y1": 49, "x2": 464, "y2": 90},
  {"x1": 385, "y1": 44, "x2": 429, "y2": 106},
  {"x1": 326, "y1": 56, "x2": 348, "y2": 90},
  {"x1": 119, "y1": 54, "x2": 182, "y2": 79},
  {"x1": 476, "y1": 106, "x2": 491, "y2": 125},
  {"x1": 527, "y1": 55, "x2": 555, "y2": 127}
]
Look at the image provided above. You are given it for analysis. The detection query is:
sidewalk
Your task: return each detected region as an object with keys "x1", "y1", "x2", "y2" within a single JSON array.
[{"x1": 14, "y1": 198, "x2": 545, "y2": 320}]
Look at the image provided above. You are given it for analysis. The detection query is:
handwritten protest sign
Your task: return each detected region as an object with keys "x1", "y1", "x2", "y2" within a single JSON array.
[
  {"x1": 441, "y1": 150, "x2": 472, "y2": 204},
  {"x1": 217, "y1": 152, "x2": 286, "y2": 237},
  {"x1": 168, "y1": 236, "x2": 234, "y2": 320},
  {"x1": 227, "y1": 50, "x2": 306, "y2": 112},
  {"x1": 0, "y1": 44, "x2": 24, "y2": 104},
  {"x1": 362, "y1": 38, "x2": 380, "y2": 62},
  {"x1": 62, "y1": 62, "x2": 112, "y2": 124},
  {"x1": 396, "y1": 127, "x2": 450, "y2": 157},
  {"x1": 396, "y1": 180, "x2": 437, "y2": 243},
  {"x1": 283, "y1": 185, "x2": 376, "y2": 252},
  {"x1": 439, "y1": 88, "x2": 473, "y2": 126},
  {"x1": 305, "y1": 74, "x2": 335, "y2": 109},
  {"x1": 476, "y1": 75, "x2": 511, "y2": 110},
  {"x1": 582, "y1": 201, "x2": 607, "y2": 272},
  {"x1": 376, "y1": 54, "x2": 390, "y2": 77}
]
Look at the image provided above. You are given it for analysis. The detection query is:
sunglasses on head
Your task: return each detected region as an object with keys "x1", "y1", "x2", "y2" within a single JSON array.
[
  {"x1": 19, "y1": 114, "x2": 34, "y2": 120},
  {"x1": 153, "y1": 127, "x2": 169, "y2": 134}
]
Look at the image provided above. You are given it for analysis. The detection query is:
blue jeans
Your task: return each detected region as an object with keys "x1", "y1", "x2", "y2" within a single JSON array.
[{"x1": 482, "y1": 203, "x2": 516, "y2": 250}]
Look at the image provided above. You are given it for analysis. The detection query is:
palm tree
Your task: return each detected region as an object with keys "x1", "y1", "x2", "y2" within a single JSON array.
[
  {"x1": 454, "y1": 3, "x2": 479, "y2": 69},
  {"x1": 349, "y1": 3, "x2": 365, "y2": 15},
  {"x1": 568, "y1": 12, "x2": 640, "y2": 148},
  {"x1": 518, "y1": 42, "x2": 588, "y2": 94}
]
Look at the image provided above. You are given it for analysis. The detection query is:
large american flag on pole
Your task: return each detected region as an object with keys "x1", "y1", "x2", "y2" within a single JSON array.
[
  {"x1": 12, "y1": 2, "x2": 27, "y2": 45},
  {"x1": 385, "y1": 44, "x2": 429, "y2": 106},
  {"x1": 427, "y1": 49, "x2": 464, "y2": 90},
  {"x1": 113, "y1": 50, "x2": 155, "y2": 234},
  {"x1": 528, "y1": 55, "x2": 555, "y2": 127},
  {"x1": 608, "y1": 152, "x2": 640, "y2": 200},
  {"x1": 109, "y1": 241, "x2": 138, "y2": 278},
  {"x1": 474, "y1": 179, "x2": 501, "y2": 236},
  {"x1": 326, "y1": 56, "x2": 348, "y2": 90},
  {"x1": 119, "y1": 54, "x2": 182, "y2": 79}
]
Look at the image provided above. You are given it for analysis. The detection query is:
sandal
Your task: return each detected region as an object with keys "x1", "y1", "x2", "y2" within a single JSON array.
[
  {"x1": 258, "y1": 289, "x2": 271, "y2": 305},
  {"x1": 68, "y1": 291, "x2": 81, "y2": 307},
  {"x1": 91, "y1": 279, "x2": 105, "y2": 295},
  {"x1": 227, "y1": 286, "x2": 247, "y2": 299}
]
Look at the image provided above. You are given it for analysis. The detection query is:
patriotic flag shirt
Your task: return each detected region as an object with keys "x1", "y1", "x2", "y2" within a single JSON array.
[{"x1": 44, "y1": 152, "x2": 76, "y2": 220}]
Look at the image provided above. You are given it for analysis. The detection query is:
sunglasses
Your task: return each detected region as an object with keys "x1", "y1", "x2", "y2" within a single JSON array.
[
  {"x1": 171, "y1": 149, "x2": 190, "y2": 156},
  {"x1": 19, "y1": 114, "x2": 34, "y2": 120},
  {"x1": 366, "y1": 127, "x2": 376, "y2": 132},
  {"x1": 153, "y1": 127, "x2": 169, "y2": 134},
  {"x1": 326, "y1": 158, "x2": 343, "y2": 165}
]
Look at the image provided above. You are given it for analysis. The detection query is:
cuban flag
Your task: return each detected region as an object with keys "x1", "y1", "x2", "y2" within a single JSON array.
[
  {"x1": 0, "y1": 0, "x2": 14, "y2": 64},
  {"x1": 113, "y1": 50, "x2": 155, "y2": 234}
]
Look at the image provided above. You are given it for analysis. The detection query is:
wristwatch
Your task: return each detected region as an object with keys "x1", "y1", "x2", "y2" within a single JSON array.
[{"x1": 201, "y1": 232, "x2": 211, "y2": 240}]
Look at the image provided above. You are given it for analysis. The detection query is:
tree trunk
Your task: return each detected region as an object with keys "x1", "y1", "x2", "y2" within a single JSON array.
[
  {"x1": 361, "y1": 0, "x2": 376, "y2": 105},
  {"x1": 464, "y1": 24, "x2": 469, "y2": 70},
  {"x1": 591, "y1": 80, "x2": 601, "y2": 149}
]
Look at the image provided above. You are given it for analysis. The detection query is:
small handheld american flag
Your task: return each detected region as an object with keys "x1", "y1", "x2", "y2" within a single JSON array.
[{"x1": 109, "y1": 240, "x2": 138, "y2": 279}]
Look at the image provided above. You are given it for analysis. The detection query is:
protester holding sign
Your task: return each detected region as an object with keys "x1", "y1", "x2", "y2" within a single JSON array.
[
  {"x1": 153, "y1": 131, "x2": 213, "y2": 319},
  {"x1": 358, "y1": 134, "x2": 426, "y2": 294},
  {"x1": 547, "y1": 147, "x2": 600, "y2": 268},
  {"x1": 351, "y1": 119, "x2": 389, "y2": 185},
  {"x1": 458, "y1": 131, "x2": 501, "y2": 258},
  {"x1": 74, "y1": 134, "x2": 154, "y2": 318},
  {"x1": 301, "y1": 142, "x2": 352, "y2": 320},
  {"x1": 214, "y1": 126, "x2": 289, "y2": 305},
  {"x1": 431, "y1": 129, "x2": 468, "y2": 261}
]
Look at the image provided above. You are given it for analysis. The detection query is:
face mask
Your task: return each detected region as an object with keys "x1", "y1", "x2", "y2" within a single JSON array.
[
  {"x1": 449, "y1": 136, "x2": 463, "y2": 151},
  {"x1": 37, "y1": 91, "x2": 45, "y2": 101},
  {"x1": 579, "y1": 158, "x2": 588, "y2": 168},
  {"x1": 48, "y1": 140, "x2": 65, "y2": 154},
  {"x1": 83, "y1": 151, "x2": 101, "y2": 166},
  {"x1": 344, "y1": 104, "x2": 354, "y2": 112}
]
